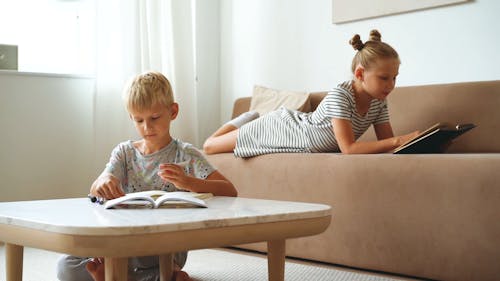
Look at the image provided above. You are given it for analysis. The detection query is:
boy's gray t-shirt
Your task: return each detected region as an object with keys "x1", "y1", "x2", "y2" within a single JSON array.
[{"x1": 104, "y1": 139, "x2": 216, "y2": 193}]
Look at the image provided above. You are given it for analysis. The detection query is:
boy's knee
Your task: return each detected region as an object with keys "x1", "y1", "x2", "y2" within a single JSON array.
[
  {"x1": 56, "y1": 255, "x2": 93, "y2": 281},
  {"x1": 174, "y1": 251, "x2": 188, "y2": 269}
]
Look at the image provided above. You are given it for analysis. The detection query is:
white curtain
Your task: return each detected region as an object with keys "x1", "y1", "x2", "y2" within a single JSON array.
[{"x1": 93, "y1": 0, "x2": 201, "y2": 168}]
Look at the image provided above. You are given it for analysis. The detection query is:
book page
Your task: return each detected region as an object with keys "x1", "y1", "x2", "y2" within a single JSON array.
[
  {"x1": 395, "y1": 122, "x2": 446, "y2": 151},
  {"x1": 104, "y1": 194, "x2": 156, "y2": 209},
  {"x1": 154, "y1": 192, "x2": 212, "y2": 208},
  {"x1": 127, "y1": 190, "x2": 168, "y2": 199},
  {"x1": 393, "y1": 122, "x2": 475, "y2": 154},
  {"x1": 104, "y1": 191, "x2": 213, "y2": 209}
]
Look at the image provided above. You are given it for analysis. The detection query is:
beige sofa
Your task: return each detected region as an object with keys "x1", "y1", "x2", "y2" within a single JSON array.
[{"x1": 206, "y1": 80, "x2": 500, "y2": 281}]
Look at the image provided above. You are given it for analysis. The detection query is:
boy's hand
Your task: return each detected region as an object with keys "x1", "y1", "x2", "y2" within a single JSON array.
[
  {"x1": 90, "y1": 174, "x2": 125, "y2": 199},
  {"x1": 158, "y1": 163, "x2": 192, "y2": 191}
]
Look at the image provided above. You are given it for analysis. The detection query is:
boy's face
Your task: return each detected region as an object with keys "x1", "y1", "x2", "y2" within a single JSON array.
[{"x1": 129, "y1": 102, "x2": 178, "y2": 146}]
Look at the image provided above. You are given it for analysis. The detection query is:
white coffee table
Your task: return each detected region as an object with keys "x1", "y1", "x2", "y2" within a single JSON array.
[{"x1": 0, "y1": 196, "x2": 331, "y2": 281}]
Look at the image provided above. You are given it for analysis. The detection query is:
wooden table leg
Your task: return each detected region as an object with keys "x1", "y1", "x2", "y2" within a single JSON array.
[
  {"x1": 267, "y1": 239, "x2": 286, "y2": 281},
  {"x1": 159, "y1": 253, "x2": 174, "y2": 281},
  {"x1": 5, "y1": 243, "x2": 23, "y2": 281},
  {"x1": 104, "y1": 257, "x2": 128, "y2": 281}
]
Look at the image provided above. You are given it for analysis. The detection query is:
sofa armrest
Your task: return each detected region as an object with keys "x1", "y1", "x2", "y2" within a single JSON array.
[{"x1": 232, "y1": 97, "x2": 251, "y2": 118}]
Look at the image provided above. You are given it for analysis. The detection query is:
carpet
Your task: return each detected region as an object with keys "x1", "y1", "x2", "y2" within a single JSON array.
[{"x1": 0, "y1": 245, "x2": 420, "y2": 281}]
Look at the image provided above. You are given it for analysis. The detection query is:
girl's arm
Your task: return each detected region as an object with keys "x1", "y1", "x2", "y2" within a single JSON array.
[
  {"x1": 158, "y1": 164, "x2": 237, "y2": 197},
  {"x1": 332, "y1": 118, "x2": 419, "y2": 154},
  {"x1": 373, "y1": 122, "x2": 394, "y2": 140}
]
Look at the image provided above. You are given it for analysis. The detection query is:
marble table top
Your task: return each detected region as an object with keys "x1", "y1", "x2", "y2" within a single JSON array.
[{"x1": 0, "y1": 197, "x2": 331, "y2": 236}]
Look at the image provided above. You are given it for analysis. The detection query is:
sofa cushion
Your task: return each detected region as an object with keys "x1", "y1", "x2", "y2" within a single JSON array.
[
  {"x1": 207, "y1": 152, "x2": 500, "y2": 281},
  {"x1": 249, "y1": 85, "x2": 311, "y2": 115}
]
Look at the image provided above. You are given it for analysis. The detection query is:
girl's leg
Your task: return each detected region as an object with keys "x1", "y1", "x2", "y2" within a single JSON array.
[
  {"x1": 226, "y1": 111, "x2": 259, "y2": 128},
  {"x1": 203, "y1": 127, "x2": 239, "y2": 155},
  {"x1": 203, "y1": 111, "x2": 259, "y2": 154}
]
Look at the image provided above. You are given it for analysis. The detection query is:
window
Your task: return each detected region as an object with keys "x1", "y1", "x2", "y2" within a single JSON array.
[{"x1": 0, "y1": 0, "x2": 96, "y2": 75}]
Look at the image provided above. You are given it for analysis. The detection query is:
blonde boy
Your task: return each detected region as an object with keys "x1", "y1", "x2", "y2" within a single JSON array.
[{"x1": 57, "y1": 71, "x2": 237, "y2": 281}]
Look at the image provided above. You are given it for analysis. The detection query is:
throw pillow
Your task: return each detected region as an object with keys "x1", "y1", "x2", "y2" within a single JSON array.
[{"x1": 249, "y1": 85, "x2": 311, "y2": 115}]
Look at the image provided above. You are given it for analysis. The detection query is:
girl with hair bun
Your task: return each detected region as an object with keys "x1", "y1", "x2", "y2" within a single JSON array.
[{"x1": 204, "y1": 30, "x2": 420, "y2": 156}]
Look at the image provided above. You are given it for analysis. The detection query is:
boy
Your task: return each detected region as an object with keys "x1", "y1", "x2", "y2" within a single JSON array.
[{"x1": 57, "y1": 71, "x2": 237, "y2": 281}]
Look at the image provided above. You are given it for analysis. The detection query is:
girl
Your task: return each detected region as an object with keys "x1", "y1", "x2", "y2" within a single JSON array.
[{"x1": 203, "y1": 30, "x2": 420, "y2": 156}]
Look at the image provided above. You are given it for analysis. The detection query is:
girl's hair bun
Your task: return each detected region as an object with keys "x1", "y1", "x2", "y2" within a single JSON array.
[
  {"x1": 369, "y1": 29, "x2": 381, "y2": 42},
  {"x1": 349, "y1": 29, "x2": 399, "y2": 74},
  {"x1": 349, "y1": 34, "x2": 364, "y2": 51}
]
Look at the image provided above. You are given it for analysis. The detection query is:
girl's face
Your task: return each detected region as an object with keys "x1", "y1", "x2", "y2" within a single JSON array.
[
  {"x1": 129, "y1": 102, "x2": 178, "y2": 147},
  {"x1": 360, "y1": 58, "x2": 400, "y2": 100}
]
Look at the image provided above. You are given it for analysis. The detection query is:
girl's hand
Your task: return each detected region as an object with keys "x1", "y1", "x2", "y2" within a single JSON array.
[
  {"x1": 158, "y1": 163, "x2": 192, "y2": 191},
  {"x1": 396, "y1": 130, "x2": 421, "y2": 147},
  {"x1": 90, "y1": 174, "x2": 125, "y2": 199}
]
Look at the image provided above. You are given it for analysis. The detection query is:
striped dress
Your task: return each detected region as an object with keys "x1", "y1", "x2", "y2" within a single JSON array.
[{"x1": 234, "y1": 80, "x2": 390, "y2": 158}]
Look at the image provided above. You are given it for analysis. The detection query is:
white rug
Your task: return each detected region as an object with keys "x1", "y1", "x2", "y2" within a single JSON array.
[
  {"x1": 184, "y1": 249, "x2": 419, "y2": 281},
  {"x1": 0, "y1": 246, "x2": 420, "y2": 281}
]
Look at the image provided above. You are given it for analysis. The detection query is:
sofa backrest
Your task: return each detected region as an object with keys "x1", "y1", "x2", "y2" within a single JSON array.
[{"x1": 231, "y1": 80, "x2": 500, "y2": 152}]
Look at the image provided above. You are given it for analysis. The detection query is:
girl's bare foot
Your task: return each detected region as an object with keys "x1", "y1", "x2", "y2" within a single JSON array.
[{"x1": 86, "y1": 257, "x2": 105, "y2": 281}]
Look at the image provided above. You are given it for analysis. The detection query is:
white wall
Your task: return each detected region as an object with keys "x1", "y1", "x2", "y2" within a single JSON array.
[
  {"x1": 2, "y1": 0, "x2": 498, "y2": 201},
  {"x1": 218, "y1": 0, "x2": 500, "y2": 125},
  {"x1": 195, "y1": 1, "x2": 221, "y2": 145},
  {"x1": 0, "y1": 72, "x2": 95, "y2": 201}
]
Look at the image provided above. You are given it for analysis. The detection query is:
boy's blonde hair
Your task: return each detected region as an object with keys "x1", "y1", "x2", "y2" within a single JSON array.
[
  {"x1": 123, "y1": 71, "x2": 174, "y2": 112},
  {"x1": 349, "y1": 30, "x2": 400, "y2": 73}
]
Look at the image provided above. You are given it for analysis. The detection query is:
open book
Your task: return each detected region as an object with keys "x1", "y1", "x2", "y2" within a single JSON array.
[
  {"x1": 393, "y1": 123, "x2": 476, "y2": 154},
  {"x1": 104, "y1": 190, "x2": 213, "y2": 209}
]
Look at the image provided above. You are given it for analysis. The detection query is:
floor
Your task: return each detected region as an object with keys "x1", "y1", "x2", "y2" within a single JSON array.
[{"x1": 0, "y1": 243, "x2": 428, "y2": 281}]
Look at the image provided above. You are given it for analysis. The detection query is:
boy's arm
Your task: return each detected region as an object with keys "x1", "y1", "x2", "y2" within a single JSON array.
[
  {"x1": 90, "y1": 143, "x2": 128, "y2": 199},
  {"x1": 158, "y1": 164, "x2": 237, "y2": 197},
  {"x1": 187, "y1": 170, "x2": 237, "y2": 197}
]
